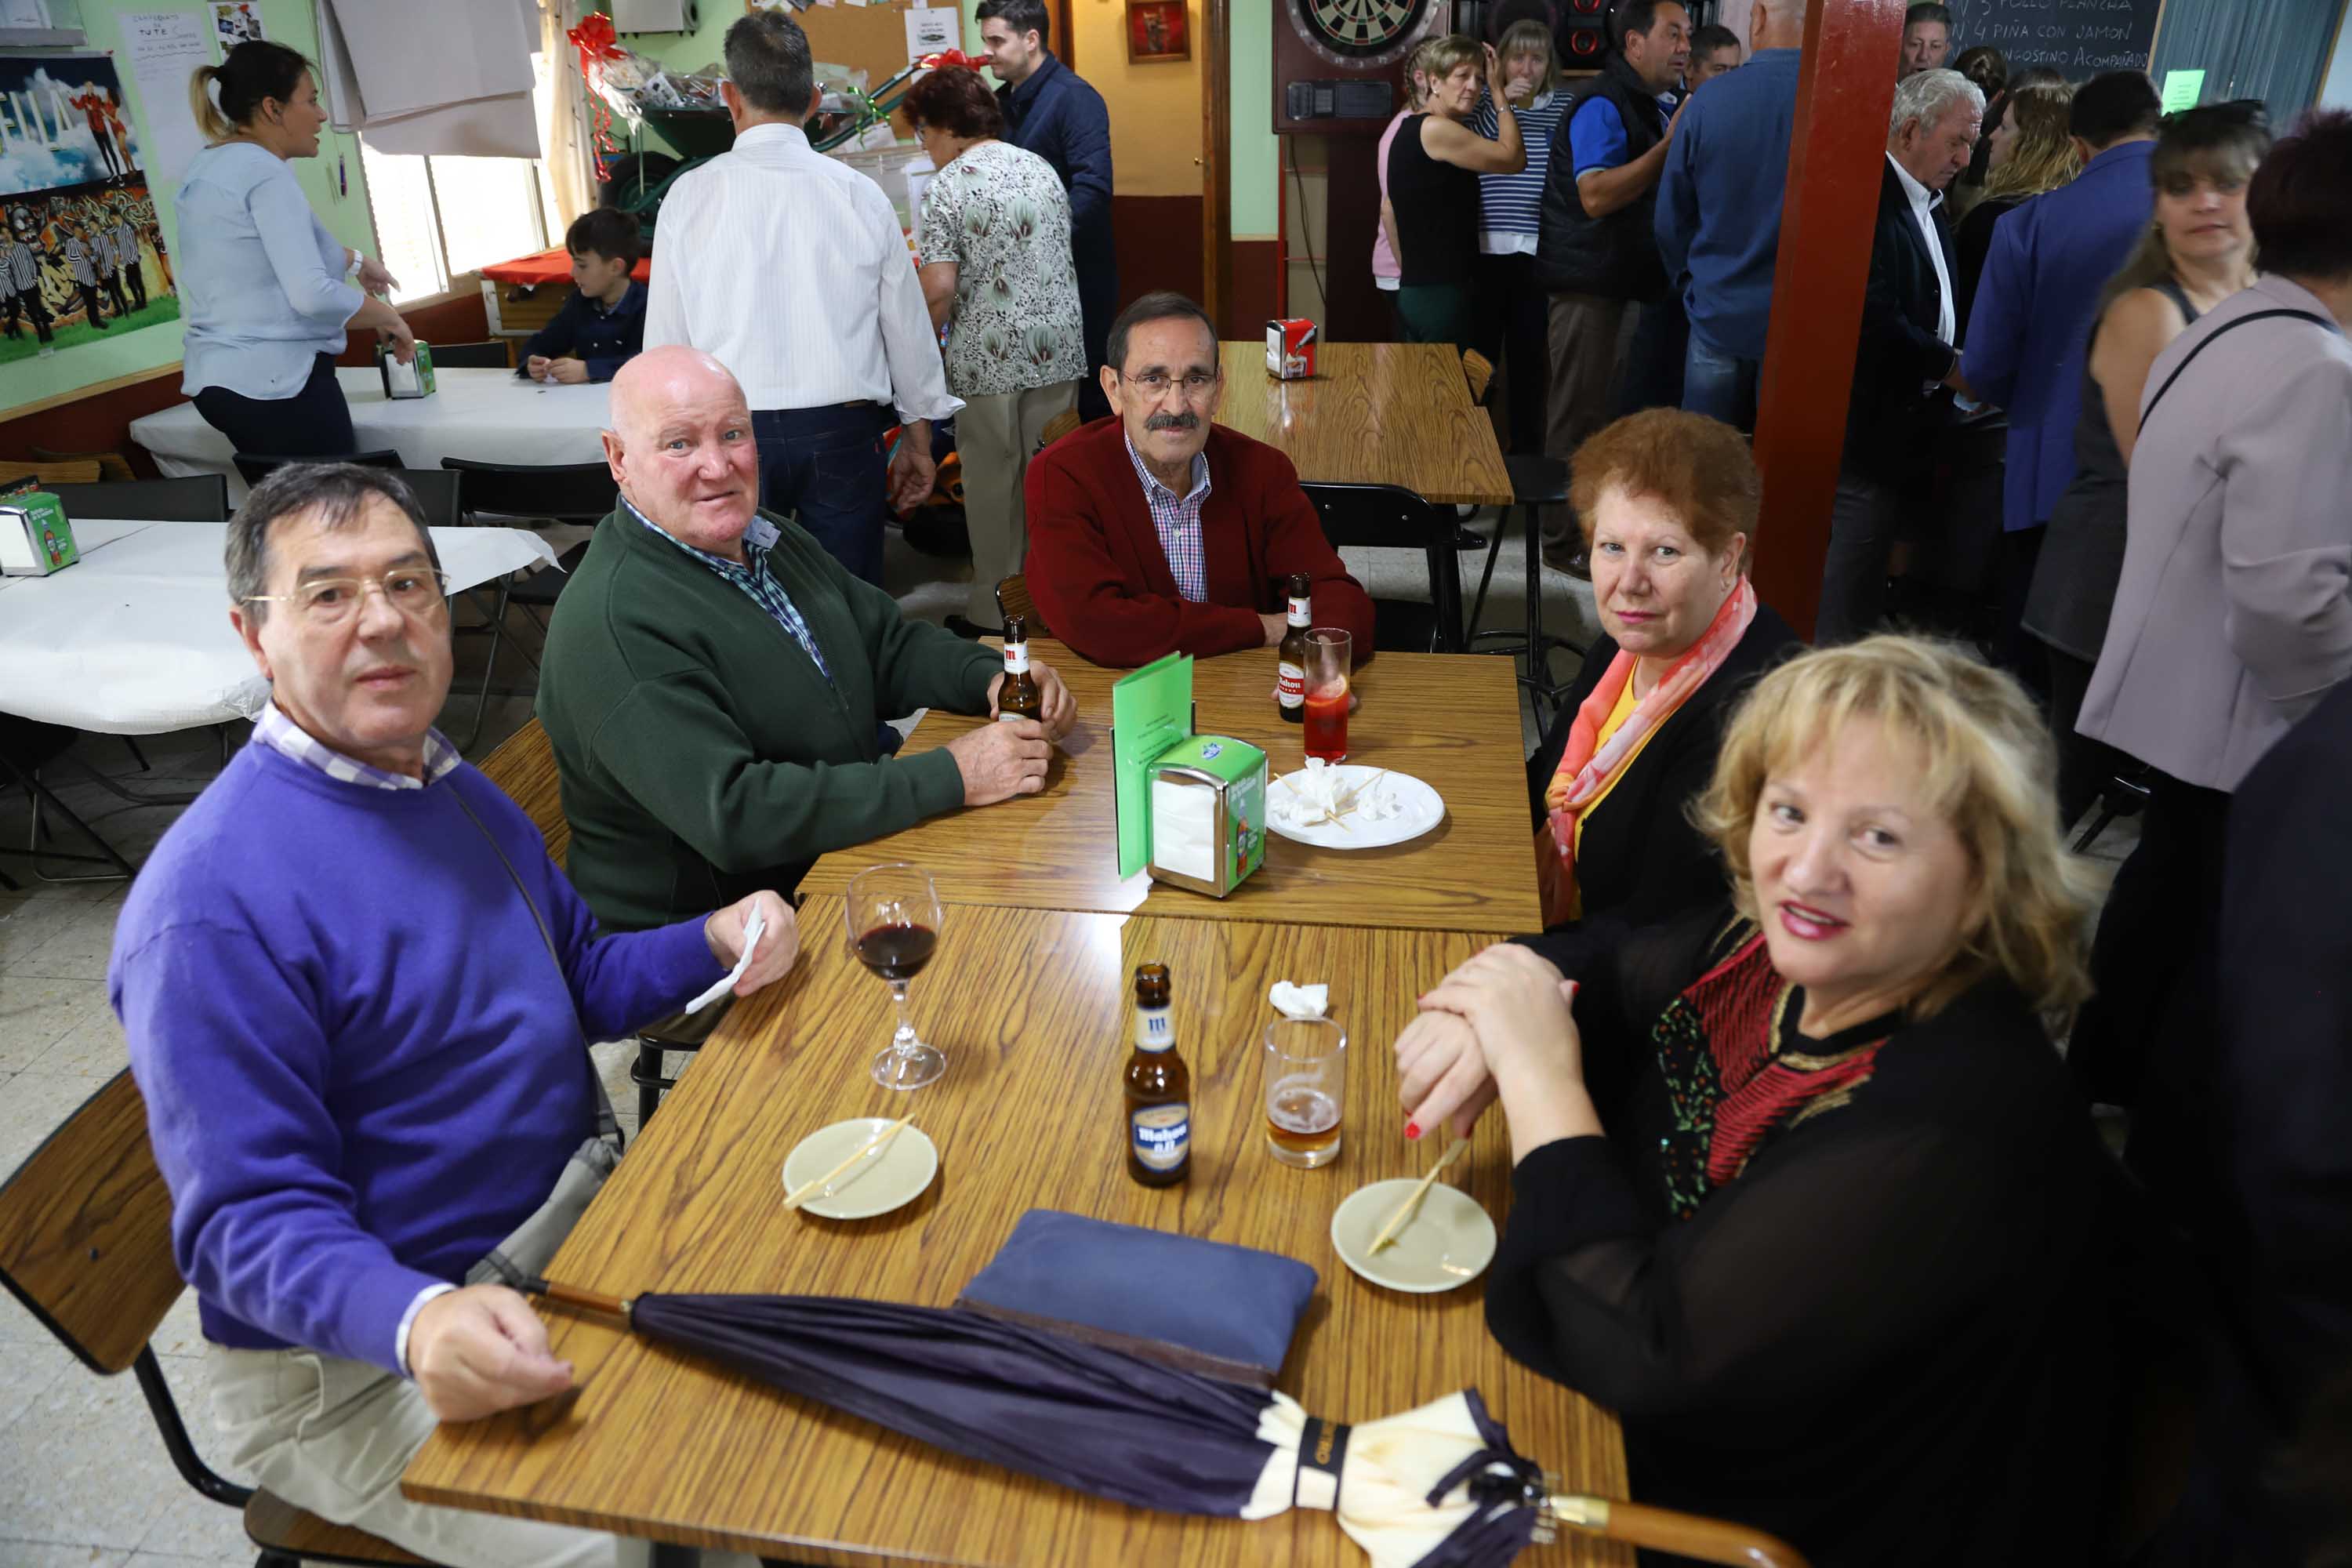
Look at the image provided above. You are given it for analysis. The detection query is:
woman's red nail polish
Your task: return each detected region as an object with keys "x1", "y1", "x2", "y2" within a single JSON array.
[{"x1": 1405, "y1": 1121, "x2": 1422, "y2": 1140}]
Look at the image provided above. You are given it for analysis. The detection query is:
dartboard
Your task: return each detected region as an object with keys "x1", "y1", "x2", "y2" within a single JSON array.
[{"x1": 1291, "y1": 0, "x2": 1434, "y2": 67}]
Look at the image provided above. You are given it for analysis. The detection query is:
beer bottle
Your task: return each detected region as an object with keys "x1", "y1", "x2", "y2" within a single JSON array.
[
  {"x1": 998, "y1": 615, "x2": 1044, "y2": 724},
  {"x1": 1275, "y1": 572, "x2": 1312, "y2": 723},
  {"x1": 1123, "y1": 963, "x2": 1190, "y2": 1187}
]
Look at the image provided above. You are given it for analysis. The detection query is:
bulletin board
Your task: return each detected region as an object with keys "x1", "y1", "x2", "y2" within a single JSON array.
[{"x1": 780, "y1": 0, "x2": 967, "y2": 132}]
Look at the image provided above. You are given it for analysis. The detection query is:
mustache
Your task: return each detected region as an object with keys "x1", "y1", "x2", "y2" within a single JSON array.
[{"x1": 1145, "y1": 411, "x2": 1200, "y2": 431}]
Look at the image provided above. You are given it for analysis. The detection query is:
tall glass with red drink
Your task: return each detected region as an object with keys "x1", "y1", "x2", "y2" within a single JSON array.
[{"x1": 1302, "y1": 628, "x2": 1350, "y2": 763}]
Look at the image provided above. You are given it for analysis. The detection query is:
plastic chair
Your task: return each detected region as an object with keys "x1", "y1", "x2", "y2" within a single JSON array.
[
  {"x1": 231, "y1": 449, "x2": 403, "y2": 488},
  {"x1": 0, "y1": 1071, "x2": 438, "y2": 1566},
  {"x1": 48, "y1": 475, "x2": 230, "y2": 522}
]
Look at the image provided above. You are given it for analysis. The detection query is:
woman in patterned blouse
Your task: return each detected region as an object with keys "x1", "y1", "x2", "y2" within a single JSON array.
[
  {"x1": 1395, "y1": 636, "x2": 2132, "y2": 1567},
  {"x1": 909, "y1": 64, "x2": 1087, "y2": 637}
]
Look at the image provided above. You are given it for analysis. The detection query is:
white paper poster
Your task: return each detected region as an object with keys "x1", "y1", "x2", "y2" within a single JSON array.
[
  {"x1": 209, "y1": 0, "x2": 263, "y2": 45},
  {"x1": 121, "y1": 9, "x2": 211, "y2": 185},
  {"x1": 904, "y1": 5, "x2": 957, "y2": 66}
]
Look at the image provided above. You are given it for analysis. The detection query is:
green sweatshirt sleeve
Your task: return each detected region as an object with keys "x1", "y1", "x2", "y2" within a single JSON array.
[{"x1": 590, "y1": 664, "x2": 968, "y2": 876}]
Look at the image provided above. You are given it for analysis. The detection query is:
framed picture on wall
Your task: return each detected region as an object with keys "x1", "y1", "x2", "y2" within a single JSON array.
[{"x1": 1125, "y1": 0, "x2": 1189, "y2": 64}]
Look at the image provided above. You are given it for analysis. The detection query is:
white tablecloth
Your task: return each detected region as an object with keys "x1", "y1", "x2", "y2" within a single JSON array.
[
  {"x1": 0, "y1": 519, "x2": 555, "y2": 735},
  {"x1": 128, "y1": 367, "x2": 612, "y2": 499}
]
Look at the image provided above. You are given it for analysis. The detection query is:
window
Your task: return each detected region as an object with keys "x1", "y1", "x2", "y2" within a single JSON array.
[
  {"x1": 360, "y1": 147, "x2": 550, "y2": 304},
  {"x1": 358, "y1": 52, "x2": 561, "y2": 303}
]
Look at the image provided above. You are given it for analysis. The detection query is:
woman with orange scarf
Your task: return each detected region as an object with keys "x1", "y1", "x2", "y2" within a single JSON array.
[{"x1": 1529, "y1": 408, "x2": 1798, "y2": 933}]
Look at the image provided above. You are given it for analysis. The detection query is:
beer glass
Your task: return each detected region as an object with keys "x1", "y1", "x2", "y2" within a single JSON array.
[
  {"x1": 1302, "y1": 629, "x2": 1350, "y2": 763},
  {"x1": 846, "y1": 864, "x2": 946, "y2": 1090},
  {"x1": 1263, "y1": 1015, "x2": 1345, "y2": 1167}
]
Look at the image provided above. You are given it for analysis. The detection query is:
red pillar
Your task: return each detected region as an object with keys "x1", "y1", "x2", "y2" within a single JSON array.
[{"x1": 1748, "y1": 0, "x2": 1909, "y2": 643}]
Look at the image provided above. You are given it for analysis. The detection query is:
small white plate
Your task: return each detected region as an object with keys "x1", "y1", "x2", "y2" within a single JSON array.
[
  {"x1": 1330, "y1": 1178, "x2": 1497, "y2": 1293},
  {"x1": 1268, "y1": 767, "x2": 1446, "y2": 850},
  {"x1": 781, "y1": 1118, "x2": 939, "y2": 1220}
]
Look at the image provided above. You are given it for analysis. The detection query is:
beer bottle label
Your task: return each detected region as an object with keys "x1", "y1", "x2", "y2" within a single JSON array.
[
  {"x1": 1134, "y1": 1004, "x2": 1174, "y2": 1051},
  {"x1": 1003, "y1": 641, "x2": 1030, "y2": 675},
  {"x1": 1276, "y1": 662, "x2": 1305, "y2": 709},
  {"x1": 1287, "y1": 594, "x2": 1311, "y2": 628},
  {"x1": 1131, "y1": 1102, "x2": 1190, "y2": 1171}
]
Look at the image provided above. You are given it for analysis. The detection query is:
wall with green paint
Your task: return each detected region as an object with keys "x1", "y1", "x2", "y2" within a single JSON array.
[
  {"x1": 3, "y1": 0, "x2": 378, "y2": 418},
  {"x1": 1229, "y1": 0, "x2": 1276, "y2": 239}
]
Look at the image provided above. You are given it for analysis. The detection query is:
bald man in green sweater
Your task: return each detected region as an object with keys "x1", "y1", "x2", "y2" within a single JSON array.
[{"x1": 539, "y1": 347, "x2": 1078, "y2": 931}]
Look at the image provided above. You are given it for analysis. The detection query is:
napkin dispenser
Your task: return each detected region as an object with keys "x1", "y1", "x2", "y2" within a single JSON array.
[
  {"x1": 1148, "y1": 735, "x2": 1267, "y2": 898},
  {"x1": 0, "y1": 489, "x2": 77, "y2": 578},
  {"x1": 378, "y1": 339, "x2": 437, "y2": 400},
  {"x1": 1265, "y1": 317, "x2": 1318, "y2": 379}
]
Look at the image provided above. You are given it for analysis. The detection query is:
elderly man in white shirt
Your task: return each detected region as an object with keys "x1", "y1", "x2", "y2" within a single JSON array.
[{"x1": 644, "y1": 9, "x2": 960, "y2": 587}]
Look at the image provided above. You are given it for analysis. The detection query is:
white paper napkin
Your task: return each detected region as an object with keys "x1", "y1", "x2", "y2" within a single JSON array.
[
  {"x1": 684, "y1": 906, "x2": 764, "y2": 1015},
  {"x1": 1270, "y1": 981, "x2": 1329, "y2": 1019}
]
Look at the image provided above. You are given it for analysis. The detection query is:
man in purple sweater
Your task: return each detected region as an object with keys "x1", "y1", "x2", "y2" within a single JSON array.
[{"x1": 108, "y1": 463, "x2": 799, "y2": 1566}]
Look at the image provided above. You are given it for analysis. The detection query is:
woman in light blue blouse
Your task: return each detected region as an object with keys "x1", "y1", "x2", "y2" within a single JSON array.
[{"x1": 179, "y1": 42, "x2": 412, "y2": 456}]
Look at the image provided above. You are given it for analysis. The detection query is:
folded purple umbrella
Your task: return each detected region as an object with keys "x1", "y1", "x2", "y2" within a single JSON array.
[{"x1": 527, "y1": 1279, "x2": 1549, "y2": 1566}]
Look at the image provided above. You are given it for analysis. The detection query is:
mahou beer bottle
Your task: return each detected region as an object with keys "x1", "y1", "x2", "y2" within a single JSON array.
[
  {"x1": 1275, "y1": 573, "x2": 1312, "y2": 723},
  {"x1": 1123, "y1": 964, "x2": 1191, "y2": 1187},
  {"x1": 998, "y1": 615, "x2": 1044, "y2": 724}
]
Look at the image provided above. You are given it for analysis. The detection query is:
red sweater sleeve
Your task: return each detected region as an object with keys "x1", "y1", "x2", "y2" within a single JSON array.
[
  {"x1": 1025, "y1": 430, "x2": 1269, "y2": 668},
  {"x1": 1247, "y1": 445, "x2": 1378, "y2": 667}
]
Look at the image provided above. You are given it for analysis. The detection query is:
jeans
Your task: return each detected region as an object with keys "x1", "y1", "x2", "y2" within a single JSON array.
[
  {"x1": 1680, "y1": 327, "x2": 1760, "y2": 432},
  {"x1": 193, "y1": 352, "x2": 358, "y2": 457},
  {"x1": 750, "y1": 402, "x2": 898, "y2": 586}
]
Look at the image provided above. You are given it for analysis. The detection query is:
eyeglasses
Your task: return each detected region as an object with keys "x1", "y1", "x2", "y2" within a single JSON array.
[
  {"x1": 1117, "y1": 370, "x2": 1220, "y2": 400},
  {"x1": 243, "y1": 567, "x2": 452, "y2": 624}
]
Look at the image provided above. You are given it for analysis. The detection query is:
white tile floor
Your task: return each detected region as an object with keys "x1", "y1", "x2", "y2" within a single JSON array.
[{"x1": 0, "y1": 508, "x2": 2118, "y2": 1560}]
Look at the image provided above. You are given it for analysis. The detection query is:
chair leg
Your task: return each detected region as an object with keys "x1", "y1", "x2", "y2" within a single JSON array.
[
  {"x1": 1465, "y1": 508, "x2": 1508, "y2": 637},
  {"x1": 6, "y1": 760, "x2": 137, "y2": 882},
  {"x1": 132, "y1": 1346, "x2": 254, "y2": 1507},
  {"x1": 2072, "y1": 804, "x2": 2119, "y2": 855},
  {"x1": 122, "y1": 735, "x2": 151, "y2": 773},
  {"x1": 1426, "y1": 541, "x2": 1465, "y2": 652},
  {"x1": 459, "y1": 579, "x2": 514, "y2": 753},
  {"x1": 634, "y1": 1040, "x2": 666, "y2": 1129}
]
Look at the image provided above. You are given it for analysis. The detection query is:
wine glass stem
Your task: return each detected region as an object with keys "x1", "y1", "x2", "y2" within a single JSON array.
[{"x1": 890, "y1": 978, "x2": 916, "y2": 1056}]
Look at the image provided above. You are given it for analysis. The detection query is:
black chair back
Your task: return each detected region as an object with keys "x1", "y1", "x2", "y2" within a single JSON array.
[
  {"x1": 439, "y1": 457, "x2": 618, "y2": 524},
  {"x1": 46, "y1": 476, "x2": 230, "y2": 522},
  {"x1": 395, "y1": 470, "x2": 463, "y2": 532},
  {"x1": 423, "y1": 339, "x2": 511, "y2": 368},
  {"x1": 232, "y1": 448, "x2": 402, "y2": 488},
  {"x1": 1301, "y1": 481, "x2": 1454, "y2": 551}
]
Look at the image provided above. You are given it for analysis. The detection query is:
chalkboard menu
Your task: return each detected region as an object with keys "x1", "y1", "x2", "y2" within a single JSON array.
[{"x1": 1947, "y1": 0, "x2": 2164, "y2": 75}]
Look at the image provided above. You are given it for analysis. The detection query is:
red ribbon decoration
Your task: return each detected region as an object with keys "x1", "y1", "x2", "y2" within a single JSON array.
[
  {"x1": 568, "y1": 13, "x2": 628, "y2": 185},
  {"x1": 916, "y1": 49, "x2": 985, "y2": 71}
]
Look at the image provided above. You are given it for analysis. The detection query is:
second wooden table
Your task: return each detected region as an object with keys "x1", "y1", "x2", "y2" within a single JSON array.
[
  {"x1": 800, "y1": 639, "x2": 1544, "y2": 935},
  {"x1": 1214, "y1": 341, "x2": 1512, "y2": 509}
]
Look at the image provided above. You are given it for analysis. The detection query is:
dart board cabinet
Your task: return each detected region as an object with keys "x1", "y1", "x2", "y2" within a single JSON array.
[{"x1": 1275, "y1": 0, "x2": 1447, "y2": 133}]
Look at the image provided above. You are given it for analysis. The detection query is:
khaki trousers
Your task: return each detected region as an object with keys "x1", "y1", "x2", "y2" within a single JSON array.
[
  {"x1": 1542, "y1": 293, "x2": 1639, "y2": 546},
  {"x1": 958, "y1": 379, "x2": 1080, "y2": 627}
]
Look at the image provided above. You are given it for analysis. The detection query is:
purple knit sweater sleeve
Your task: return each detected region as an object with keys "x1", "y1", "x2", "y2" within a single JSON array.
[{"x1": 119, "y1": 918, "x2": 444, "y2": 1375}]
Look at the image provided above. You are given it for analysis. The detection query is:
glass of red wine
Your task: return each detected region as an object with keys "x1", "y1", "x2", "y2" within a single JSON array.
[{"x1": 847, "y1": 863, "x2": 946, "y2": 1090}]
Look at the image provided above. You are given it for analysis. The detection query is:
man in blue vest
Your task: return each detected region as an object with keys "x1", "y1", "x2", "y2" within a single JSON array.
[
  {"x1": 978, "y1": 0, "x2": 1117, "y2": 420},
  {"x1": 1534, "y1": 0, "x2": 1688, "y2": 573}
]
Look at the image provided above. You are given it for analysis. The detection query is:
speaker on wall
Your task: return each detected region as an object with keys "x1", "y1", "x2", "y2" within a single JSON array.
[{"x1": 1559, "y1": 0, "x2": 1609, "y2": 63}]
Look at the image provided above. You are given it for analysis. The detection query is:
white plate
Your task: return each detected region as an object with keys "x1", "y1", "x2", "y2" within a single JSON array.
[
  {"x1": 781, "y1": 1118, "x2": 939, "y2": 1220},
  {"x1": 1267, "y1": 767, "x2": 1446, "y2": 850},
  {"x1": 1330, "y1": 1178, "x2": 1497, "y2": 1294}
]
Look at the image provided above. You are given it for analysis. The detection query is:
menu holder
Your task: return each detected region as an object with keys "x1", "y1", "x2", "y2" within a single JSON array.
[{"x1": 1111, "y1": 653, "x2": 1192, "y2": 878}]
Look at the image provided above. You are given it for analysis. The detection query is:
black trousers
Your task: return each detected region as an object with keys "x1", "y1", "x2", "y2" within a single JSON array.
[
  {"x1": 192, "y1": 351, "x2": 358, "y2": 457},
  {"x1": 123, "y1": 260, "x2": 147, "y2": 310},
  {"x1": 103, "y1": 268, "x2": 129, "y2": 317},
  {"x1": 2045, "y1": 646, "x2": 2136, "y2": 829},
  {"x1": 2071, "y1": 775, "x2": 2231, "y2": 1144},
  {"x1": 73, "y1": 281, "x2": 107, "y2": 329},
  {"x1": 2, "y1": 287, "x2": 53, "y2": 343},
  {"x1": 1473, "y1": 252, "x2": 1550, "y2": 454}
]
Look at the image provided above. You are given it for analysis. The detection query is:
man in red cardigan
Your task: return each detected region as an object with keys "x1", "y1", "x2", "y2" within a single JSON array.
[{"x1": 1023, "y1": 292, "x2": 1376, "y2": 669}]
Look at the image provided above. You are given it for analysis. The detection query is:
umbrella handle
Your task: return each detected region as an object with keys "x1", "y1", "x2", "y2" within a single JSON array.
[
  {"x1": 518, "y1": 1276, "x2": 633, "y2": 1323},
  {"x1": 1544, "y1": 1495, "x2": 1810, "y2": 1568}
]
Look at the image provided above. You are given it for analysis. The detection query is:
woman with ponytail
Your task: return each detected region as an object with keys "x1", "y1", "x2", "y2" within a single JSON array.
[{"x1": 177, "y1": 40, "x2": 412, "y2": 456}]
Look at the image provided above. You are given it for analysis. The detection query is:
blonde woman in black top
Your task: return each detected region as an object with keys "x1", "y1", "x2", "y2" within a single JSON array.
[{"x1": 1385, "y1": 34, "x2": 1523, "y2": 349}]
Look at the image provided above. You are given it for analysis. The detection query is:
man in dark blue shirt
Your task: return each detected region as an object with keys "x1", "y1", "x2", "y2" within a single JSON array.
[
  {"x1": 519, "y1": 207, "x2": 648, "y2": 385},
  {"x1": 1654, "y1": 0, "x2": 1809, "y2": 430},
  {"x1": 978, "y1": 0, "x2": 1117, "y2": 419}
]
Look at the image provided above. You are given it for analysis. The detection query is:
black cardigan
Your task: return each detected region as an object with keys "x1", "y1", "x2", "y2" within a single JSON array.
[
  {"x1": 1493, "y1": 907, "x2": 2126, "y2": 1567},
  {"x1": 1526, "y1": 601, "x2": 1799, "y2": 939}
]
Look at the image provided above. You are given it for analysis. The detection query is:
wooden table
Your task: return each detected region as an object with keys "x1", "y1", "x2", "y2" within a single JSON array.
[
  {"x1": 798, "y1": 639, "x2": 1544, "y2": 936},
  {"x1": 405, "y1": 900, "x2": 1629, "y2": 1566},
  {"x1": 1214, "y1": 342, "x2": 1512, "y2": 509}
]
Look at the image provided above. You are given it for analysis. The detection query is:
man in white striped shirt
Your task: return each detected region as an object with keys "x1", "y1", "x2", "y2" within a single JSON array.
[{"x1": 644, "y1": 11, "x2": 961, "y2": 586}]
